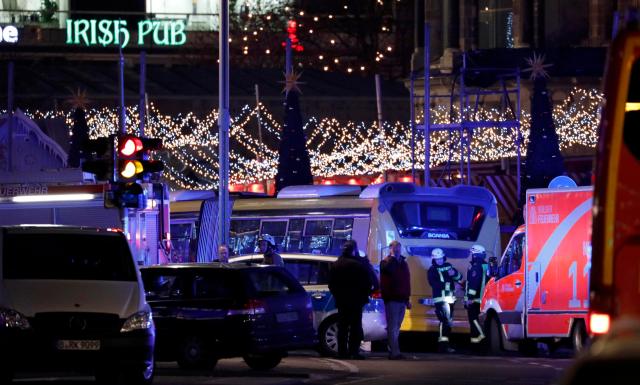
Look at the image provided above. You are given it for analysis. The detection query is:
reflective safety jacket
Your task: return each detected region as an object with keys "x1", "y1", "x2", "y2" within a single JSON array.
[
  {"x1": 465, "y1": 259, "x2": 489, "y2": 303},
  {"x1": 427, "y1": 262, "x2": 463, "y2": 304}
]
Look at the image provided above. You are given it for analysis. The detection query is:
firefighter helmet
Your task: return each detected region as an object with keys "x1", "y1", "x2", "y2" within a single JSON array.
[
  {"x1": 431, "y1": 248, "x2": 445, "y2": 259},
  {"x1": 470, "y1": 244, "x2": 486, "y2": 258},
  {"x1": 258, "y1": 234, "x2": 276, "y2": 247}
]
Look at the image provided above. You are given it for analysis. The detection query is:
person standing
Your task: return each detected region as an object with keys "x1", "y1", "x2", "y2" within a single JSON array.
[
  {"x1": 328, "y1": 240, "x2": 372, "y2": 359},
  {"x1": 257, "y1": 234, "x2": 284, "y2": 267},
  {"x1": 427, "y1": 248, "x2": 464, "y2": 353},
  {"x1": 380, "y1": 240, "x2": 411, "y2": 360},
  {"x1": 217, "y1": 244, "x2": 229, "y2": 263},
  {"x1": 465, "y1": 244, "x2": 490, "y2": 345}
]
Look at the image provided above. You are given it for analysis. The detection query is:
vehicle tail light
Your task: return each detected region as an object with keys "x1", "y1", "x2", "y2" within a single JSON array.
[
  {"x1": 227, "y1": 299, "x2": 266, "y2": 316},
  {"x1": 589, "y1": 312, "x2": 611, "y2": 335},
  {"x1": 371, "y1": 290, "x2": 382, "y2": 299}
]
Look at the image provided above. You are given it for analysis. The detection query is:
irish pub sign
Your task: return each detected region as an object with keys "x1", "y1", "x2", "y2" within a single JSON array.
[{"x1": 65, "y1": 19, "x2": 187, "y2": 48}]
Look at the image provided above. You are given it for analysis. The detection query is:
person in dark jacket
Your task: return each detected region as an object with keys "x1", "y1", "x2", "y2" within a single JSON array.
[
  {"x1": 328, "y1": 240, "x2": 373, "y2": 359},
  {"x1": 427, "y1": 248, "x2": 464, "y2": 353},
  {"x1": 354, "y1": 242, "x2": 379, "y2": 294},
  {"x1": 380, "y1": 240, "x2": 411, "y2": 360},
  {"x1": 465, "y1": 244, "x2": 490, "y2": 345}
]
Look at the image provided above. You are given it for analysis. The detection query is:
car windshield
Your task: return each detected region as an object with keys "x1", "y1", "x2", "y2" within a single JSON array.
[
  {"x1": 389, "y1": 201, "x2": 486, "y2": 241},
  {"x1": 3, "y1": 232, "x2": 137, "y2": 281}
]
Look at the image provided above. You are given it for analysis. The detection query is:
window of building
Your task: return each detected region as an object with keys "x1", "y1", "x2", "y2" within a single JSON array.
[{"x1": 478, "y1": 0, "x2": 514, "y2": 49}]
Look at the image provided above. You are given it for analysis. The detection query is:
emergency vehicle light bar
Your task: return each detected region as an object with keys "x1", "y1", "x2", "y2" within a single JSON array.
[{"x1": 12, "y1": 193, "x2": 95, "y2": 203}]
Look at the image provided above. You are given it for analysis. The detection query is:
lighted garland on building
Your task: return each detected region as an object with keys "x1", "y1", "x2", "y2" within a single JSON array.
[{"x1": 23, "y1": 86, "x2": 602, "y2": 190}]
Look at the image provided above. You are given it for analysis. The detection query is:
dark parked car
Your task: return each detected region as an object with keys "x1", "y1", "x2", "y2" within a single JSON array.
[{"x1": 140, "y1": 263, "x2": 316, "y2": 370}]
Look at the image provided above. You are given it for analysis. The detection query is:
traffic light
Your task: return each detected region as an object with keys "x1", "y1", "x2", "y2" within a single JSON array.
[
  {"x1": 82, "y1": 135, "x2": 115, "y2": 181},
  {"x1": 117, "y1": 135, "x2": 164, "y2": 182},
  {"x1": 105, "y1": 182, "x2": 147, "y2": 209}
]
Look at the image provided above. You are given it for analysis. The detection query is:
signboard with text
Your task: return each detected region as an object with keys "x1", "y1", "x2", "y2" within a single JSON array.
[
  {"x1": 65, "y1": 19, "x2": 187, "y2": 48},
  {"x1": 0, "y1": 25, "x2": 19, "y2": 44}
]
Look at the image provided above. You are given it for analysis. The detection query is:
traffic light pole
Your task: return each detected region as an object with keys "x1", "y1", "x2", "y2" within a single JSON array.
[
  {"x1": 118, "y1": 47, "x2": 127, "y2": 136},
  {"x1": 7, "y1": 61, "x2": 14, "y2": 172},
  {"x1": 218, "y1": 0, "x2": 231, "y2": 248},
  {"x1": 118, "y1": 46, "x2": 128, "y2": 231},
  {"x1": 139, "y1": 51, "x2": 146, "y2": 137}
]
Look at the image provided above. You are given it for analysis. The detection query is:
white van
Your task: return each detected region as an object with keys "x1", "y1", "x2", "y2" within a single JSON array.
[{"x1": 0, "y1": 225, "x2": 155, "y2": 384}]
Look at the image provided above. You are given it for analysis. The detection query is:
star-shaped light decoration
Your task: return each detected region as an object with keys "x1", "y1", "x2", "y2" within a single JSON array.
[
  {"x1": 65, "y1": 87, "x2": 90, "y2": 110},
  {"x1": 280, "y1": 70, "x2": 304, "y2": 95},
  {"x1": 523, "y1": 53, "x2": 553, "y2": 80}
]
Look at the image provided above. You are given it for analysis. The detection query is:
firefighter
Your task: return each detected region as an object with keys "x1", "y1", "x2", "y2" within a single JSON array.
[
  {"x1": 464, "y1": 244, "x2": 490, "y2": 346},
  {"x1": 257, "y1": 234, "x2": 284, "y2": 267},
  {"x1": 427, "y1": 248, "x2": 464, "y2": 353}
]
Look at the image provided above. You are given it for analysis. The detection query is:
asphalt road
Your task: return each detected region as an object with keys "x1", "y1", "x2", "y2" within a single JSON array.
[{"x1": 12, "y1": 351, "x2": 574, "y2": 385}]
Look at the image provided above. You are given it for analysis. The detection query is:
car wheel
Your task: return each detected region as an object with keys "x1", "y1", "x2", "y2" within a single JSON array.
[
  {"x1": 570, "y1": 320, "x2": 589, "y2": 355},
  {"x1": 487, "y1": 316, "x2": 504, "y2": 355},
  {"x1": 318, "y1": 315, "x2": 340, "y2": 357},
  {"x1": 243, "y1": 354, "x2": 282, "y2": 371},
  {"x1": 177, "y1": 336, "x2": 217, "y2": 370}
]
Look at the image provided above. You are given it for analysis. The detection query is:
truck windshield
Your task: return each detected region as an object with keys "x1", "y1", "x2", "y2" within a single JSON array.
[
  {"x1": 3, "y1": 232, "x2": 137, "y2": 281},
  {"x1": 389, "y1": 201, "x2": 486, "y2": 241}
]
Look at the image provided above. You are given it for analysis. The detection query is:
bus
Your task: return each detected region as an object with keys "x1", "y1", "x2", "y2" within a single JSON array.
[
  {"x1": 169, "y1": 182, "x2": 502, "y2": 337},
  {"x1": 589, "y1": 16, "x2": 640, "y2": 336}
]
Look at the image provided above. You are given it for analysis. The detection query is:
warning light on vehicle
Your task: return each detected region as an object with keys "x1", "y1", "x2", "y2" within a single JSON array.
[{"x1": 589, "y1": 312, "x2": 611, "y2": 334}]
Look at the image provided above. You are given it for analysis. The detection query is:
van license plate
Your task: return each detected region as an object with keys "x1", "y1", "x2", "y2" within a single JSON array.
[
  {"x1": 276, "y1": 312, "x2": 298, "y2": 323},
  {"x1": 57, "y1": 340, "x2": 100, "y2": 351}
]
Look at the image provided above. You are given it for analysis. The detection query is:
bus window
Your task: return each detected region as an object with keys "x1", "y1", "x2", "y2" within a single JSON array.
[
  {"x1": 390, "y1": 202, "x2": 485, "y2": 241},
  {"x1": 284, "y1": 218, "x2": 305, "y2": 253},
  {"x1": 230, "y1": 219, "x2": 260, "y2": 255},
  {"x1": 260, "y1": 220, "x2": 288, "y2": 250},
  {"x1": 329, "y1": 218, "x2": 354, "y2": 255},
  {"x1": 624, "y1": 110, "x2": 640, "y2": 159},
  {"x1": 624, "y1": 60, "x2": 640, "y2": 160},
  {"x1": 303, "y1": 219, "x2": 334, "y2": 254},
  {"x1": 170, "y1": 222, "x2": 196, "y2": 263}
]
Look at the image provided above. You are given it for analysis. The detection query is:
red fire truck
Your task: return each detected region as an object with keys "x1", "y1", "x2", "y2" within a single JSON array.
[
  {"x1": 481, "y1": 183, "x2": 593, "y2": 353},
  {"x1": 0, "y1": 182, "x2": 171, "y2": 266}
]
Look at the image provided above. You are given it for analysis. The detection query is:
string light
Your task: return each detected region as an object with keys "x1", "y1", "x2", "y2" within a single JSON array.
[
  {"x1": 15, "y1": 87, "x2": 601, "y2": 191},
  {"x1": 133, "y1": 3, "x2": 404, "y2": 76}
]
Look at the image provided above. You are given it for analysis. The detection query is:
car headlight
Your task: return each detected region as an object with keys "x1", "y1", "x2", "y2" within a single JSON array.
[
  {"x1": 120, "y1": 311, "x2": 153, "y2": 333},
  {"x1": 0, "y1": 308, "x2": 31, "y2": 330}
]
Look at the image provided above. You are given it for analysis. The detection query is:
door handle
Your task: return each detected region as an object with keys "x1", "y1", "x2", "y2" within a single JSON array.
[
  {"x1": 515, "y1": 280, "x2": 522, "y2": 287},
  {"x1": 312, "y1": 293, "x2": 326, "y2": 300}
]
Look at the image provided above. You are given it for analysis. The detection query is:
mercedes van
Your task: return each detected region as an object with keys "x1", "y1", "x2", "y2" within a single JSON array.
[{"x1": 0, "y1": 225, "x2": 155, "y2": 384}]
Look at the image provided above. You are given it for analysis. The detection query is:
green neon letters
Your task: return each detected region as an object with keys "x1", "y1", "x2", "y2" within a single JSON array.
[{"x1": 66, "y1": 19, "x2": 187, "y2": 48}]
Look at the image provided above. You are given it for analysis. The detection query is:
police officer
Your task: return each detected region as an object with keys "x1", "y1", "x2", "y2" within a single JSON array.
[
  {"x1": 427, "y1": 248, "x2": 464, "y2": 353},
  {"x1": 464, "y1": 244, "x2": 490, "y2": 346},
  {"x1": 257, "y1": 234, "x2": 284, "y2": 267}
]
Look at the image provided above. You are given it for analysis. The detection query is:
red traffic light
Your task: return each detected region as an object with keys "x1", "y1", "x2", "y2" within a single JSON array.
[
  {"x1": 119, "y1": 136, "x2": 144, "y2": 157},
  {"x1": 116, "y1": 135, "x2": 164, "y2": 182}
]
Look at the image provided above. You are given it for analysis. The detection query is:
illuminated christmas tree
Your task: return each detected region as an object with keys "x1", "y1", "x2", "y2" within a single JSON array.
[
  {"x1": 276, "y1": 71, "x2": 313, "y2": 192},
  {"x1": 519, "y1": 54, "x2": 565, "y2": 220},
  {"x1": 66, "y1": 88, "x2": 90, "y2": 168}
]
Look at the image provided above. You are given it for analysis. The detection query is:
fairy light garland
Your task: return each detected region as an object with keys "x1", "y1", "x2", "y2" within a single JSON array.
[{"x1": 20, "y1": 86, "x2": 601, "y2": 189}]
